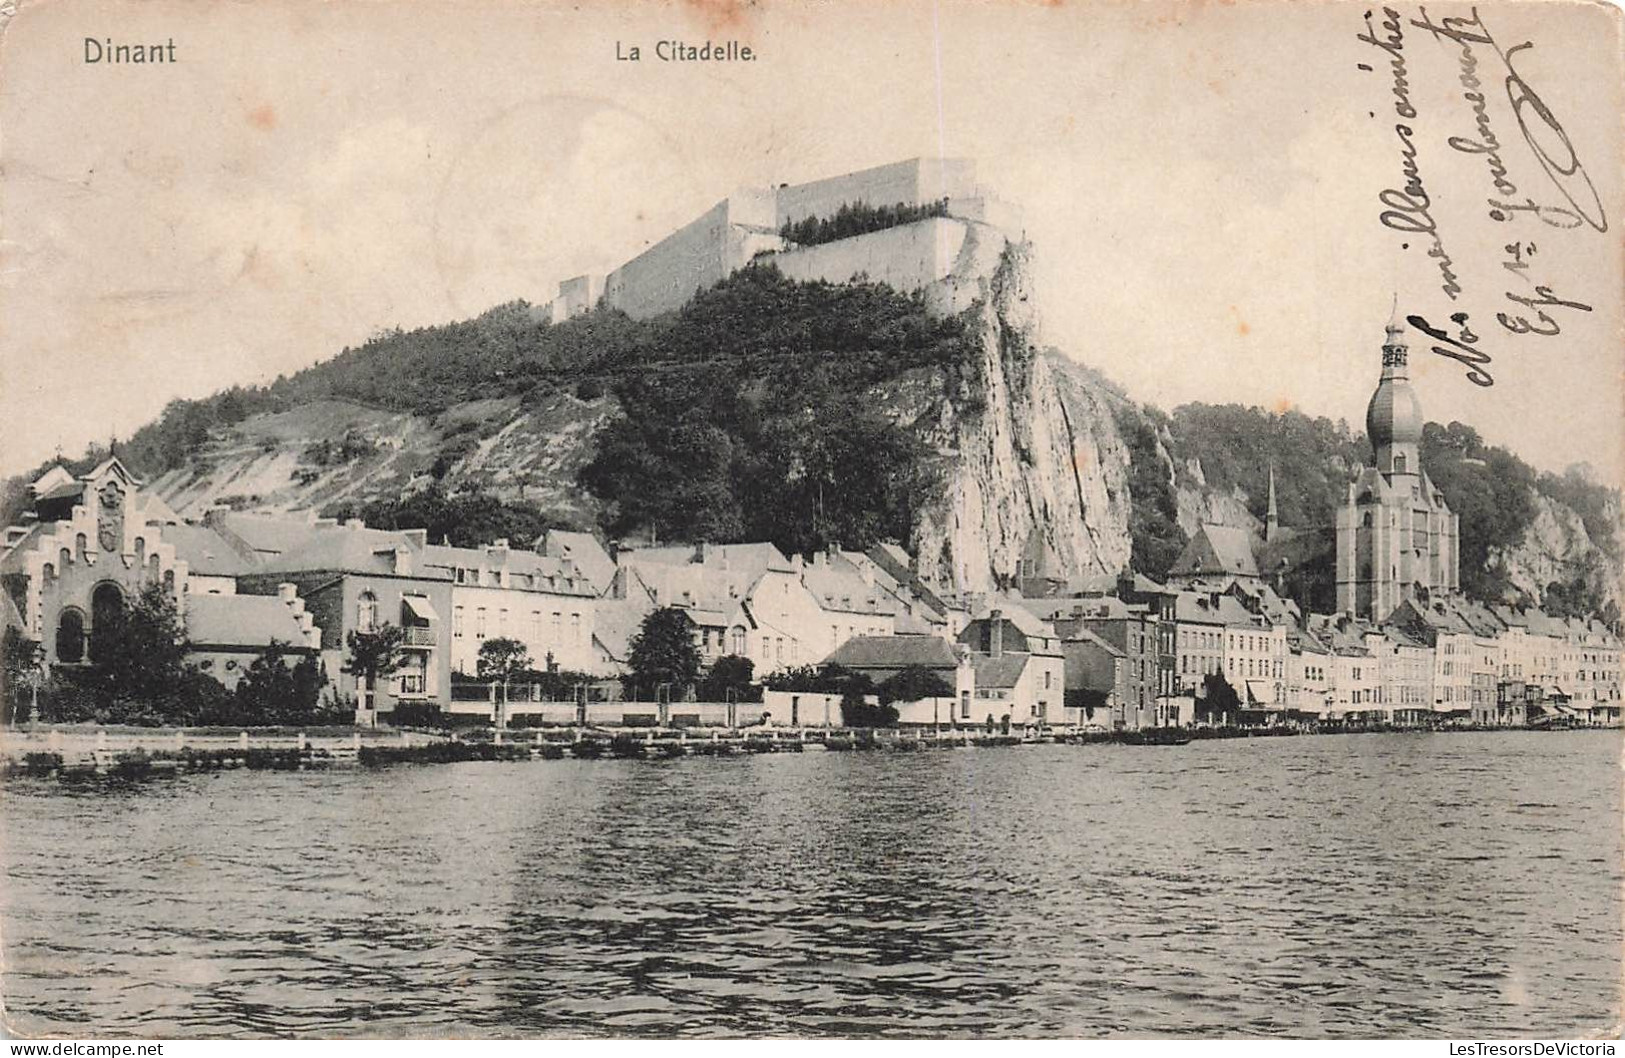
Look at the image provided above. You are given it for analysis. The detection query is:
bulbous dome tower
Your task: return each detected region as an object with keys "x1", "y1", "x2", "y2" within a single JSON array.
[{"x1": 1366, "y1": 320, "x2": 1422, "y2": 478}]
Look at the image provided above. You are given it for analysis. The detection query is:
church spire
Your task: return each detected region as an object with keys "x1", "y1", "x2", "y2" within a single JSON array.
[{"x1": 1266, "y1": 463, "x2": 1279, "y2": 542}]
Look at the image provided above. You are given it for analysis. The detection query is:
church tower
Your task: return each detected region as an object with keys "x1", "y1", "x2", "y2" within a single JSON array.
[{"x1": 1335, "y1": 317, "x2": 1461, "y2": 620}]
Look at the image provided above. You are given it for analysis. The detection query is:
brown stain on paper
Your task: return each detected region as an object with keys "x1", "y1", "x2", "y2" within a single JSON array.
[{"x1": 246, "y1": 104, "x2": 278, "y2": 131}]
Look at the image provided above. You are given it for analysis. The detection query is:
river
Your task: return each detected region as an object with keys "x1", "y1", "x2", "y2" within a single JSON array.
[{"x1": 2, "y1": 731, "x2": 1619, "y2": 1038}]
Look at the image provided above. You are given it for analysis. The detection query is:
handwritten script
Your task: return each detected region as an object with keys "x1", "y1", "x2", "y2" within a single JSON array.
[{"x1": 1358, "y1": 6, "x2": 1602, "y2": 387}]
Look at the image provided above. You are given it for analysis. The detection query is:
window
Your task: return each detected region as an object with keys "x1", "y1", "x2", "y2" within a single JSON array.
[
  {"x1": 731, "y1": 626, "x2": 747, "y2": 655},
  {"x1": 453, "y1": 606, "x2": 465, "y2": 638},
  {"x1": 571, "y1": 613, "x2": 582, "y2": 645},
  {"x1": 357, "y1": 591, "x2": 378, "y2": 632},
  {"x1": 499, "y1": 609, "x2": 509, "y2": 637},
  {"x1": 475, "y1": 608, "x2": 487, "y2": 638},
  {"x1": 55, "y1": 608, "x2": 85, "y2": 663},
  {"x1": 551, "y1": 612, "x2": 562, "y2": 641}
]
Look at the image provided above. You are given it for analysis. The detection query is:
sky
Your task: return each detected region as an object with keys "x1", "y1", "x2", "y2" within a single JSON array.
[{"x1": 1, "y1": 0, "x2": 1620, "y2": 482}]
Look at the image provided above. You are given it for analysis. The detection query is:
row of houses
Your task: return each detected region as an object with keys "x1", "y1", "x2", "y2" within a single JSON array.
[{"x1": 3, "y1": 460, "x2": 1620, "y2": 729}]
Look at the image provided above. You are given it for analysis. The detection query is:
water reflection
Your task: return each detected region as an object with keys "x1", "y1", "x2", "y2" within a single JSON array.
[{"x1": 2, "y1": 732, "x2": 1619, "y2": 1037}]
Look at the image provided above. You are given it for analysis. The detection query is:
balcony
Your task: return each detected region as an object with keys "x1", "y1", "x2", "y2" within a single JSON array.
[{"x1": 401, "y1": 624, "x2": 437, "y2": 649}]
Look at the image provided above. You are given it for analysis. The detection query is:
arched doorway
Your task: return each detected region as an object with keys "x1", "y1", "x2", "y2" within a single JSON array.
[
  {"x1": 55, "y1": 609, "x2": 86, "y2": 663},
  {"x1": 89, "y1": 582, "x2": 126, "y2": 662}
]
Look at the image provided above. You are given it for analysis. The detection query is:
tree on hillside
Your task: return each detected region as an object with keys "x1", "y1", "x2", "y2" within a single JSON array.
[
  {"x1": 1116, "y1": 405, "x2": 1187, "y2": 580},
  {"x1": 625, "y1": 607, "x2": 701, "y2": 701},
  {"x1": 1421, "y1": 421, "x2": 1537, "y2": 603},
  {"x1": 477, "y1": 637, "x2": 531, "y2": 728},
  {"x1": 342, "y1": 625, "x2": 406, "y2": 717},
  {"x1": 326, "y1": 485, "x2": 560, "y2": 549}
]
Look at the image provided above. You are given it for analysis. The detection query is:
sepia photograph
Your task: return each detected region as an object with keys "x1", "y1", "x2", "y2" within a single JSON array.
[{"x1": 0, "y1": 0, "x2": 1621, "y2": 1042}]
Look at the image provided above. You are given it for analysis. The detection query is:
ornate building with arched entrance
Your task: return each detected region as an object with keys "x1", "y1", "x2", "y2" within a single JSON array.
[{"x1": 1, "y1": 459, "x2": 191, "y2": 668}]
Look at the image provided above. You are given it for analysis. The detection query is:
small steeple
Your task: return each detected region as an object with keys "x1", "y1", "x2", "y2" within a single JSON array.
[
  {"x1": 1381, "y1": 296, "x2": 1408, "y2": 377},
  {"x1": 1266, "y1": 463, "x2": 1279, "y2": 542}
]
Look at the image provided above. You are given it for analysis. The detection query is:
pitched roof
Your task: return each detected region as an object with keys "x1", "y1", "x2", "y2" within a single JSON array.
[
  {"x1": 1174, "y1": 590, "x2": 1230, "y2": 625},
  {"x1": 420, "y1": 543, "x2": 594, "y2": 597},
  {"x1": 161, "y1": 523, "x2": 256, "y2": 577},
  {"x1": 538, "y1": 530, "x2": 616, "y2": 592},
  {"x1": 970, "y1": 600, "x2": 1050, "y2": 638},
  {"x1": 1170, "y1": 523, "x2": 1260, "y2": 580},
  {"x1": 185, "y1": 594, "x2": 315, "y2": 649},
  {"x1": 802, "y1": 555, "x2": 895, "y2": 616},
  {"x1": 1064, "y1": 627, "x2": 1125, "y2": 657},
  {"x1": 591, "y1": 596, "x2": 651, "y2": 664},
  {"x1": 824, "y1": 634, "x2": 959, "y2": 671},
  {"x1": 240, "y1": 521, "x2": 446, "y2": 579},
  {"x1": 971, "y1": 653, "x2": 1029, "y2": 689}
]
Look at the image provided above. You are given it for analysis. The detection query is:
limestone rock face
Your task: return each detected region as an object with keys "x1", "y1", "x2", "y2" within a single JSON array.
[
  {"x1": 905, "y1": 236, "x2": 1134, "y2": 592},
  {"x1": 1492, "y1": 491, "x2": 1624, "y2": 612}
]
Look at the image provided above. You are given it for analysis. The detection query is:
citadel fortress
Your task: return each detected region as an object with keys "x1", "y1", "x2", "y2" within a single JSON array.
[{"x1": 544, "y1": 157, "x2": 1025, "y2": 322}]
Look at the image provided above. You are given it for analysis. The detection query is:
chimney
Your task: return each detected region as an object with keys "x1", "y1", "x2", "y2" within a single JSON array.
[
  {"x1": 393, "y1": 546, "x2": 412, "y2": 576},
  {"x1": 990, "y1": 609, "x2": 1004, "y2": 657},
  {"x1": 491, "y1": 538, "x2": 510, "y2": 551},
  {"x1": 402, "y1": 529, "x2": 427, "y2": 549},
  {"x1": 344, "y1": 518, "x2": 366, "y2": 530},
  {"x1": 277, "y1": 582, "x2": 297, "y2": 603}
]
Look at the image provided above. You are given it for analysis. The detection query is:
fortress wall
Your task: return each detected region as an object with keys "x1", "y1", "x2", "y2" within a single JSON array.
[
  {"x1": 775, "y1": 157, "x2": 977, "y2": 228},
  {"x1": 723, "y1": 185, "x2": 778, "y2": 230},
  {"x1": 602, "y1": 191, "x2": 789, "y2": 320},
  {"x1": 552, "y1": 273, "x2": 605, "y2": 321},
  {"x1": 604, "y1": 199, "x2": 734, "y2": 319},
  {"x1": 767, "y1": 217, "x2": 970, "y2": 295}
]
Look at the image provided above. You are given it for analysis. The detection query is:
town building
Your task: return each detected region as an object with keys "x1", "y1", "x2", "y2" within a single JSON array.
[
  {"x1": 1285, "y1": 627, "x2": 1333, "y2": 718},
  {"x1": 1370, "y1": 625, "x2": 1435, "y2": 724},
  {"x1": 219, "y1": 513, "x2": 453, "y2": 724},
  {"x1": 821, "y1": 633, "x2": 974, "y2": 727},
  {"x1": 1048, "y1": 596, "x2": 1159, "y2": 729},
  {"x1": 1173, "y1": 591, "x2": 1227, "y2": 698},
  {"x1": 1221, "y1": 598, "x2": 1287, "y2": 716},
  {"x1": 1060, "y1": 627, "x2": 1126, "y2": 729},
  {"x1": 1335, "y1": 318, "x2": 1461, "y2": 620},
  {"x1": 957, "y1": 606, "x2": 1066, "y2": 728}
]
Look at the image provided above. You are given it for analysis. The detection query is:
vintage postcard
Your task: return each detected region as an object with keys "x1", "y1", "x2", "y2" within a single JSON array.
[{"x1": 0, "y1": 0, "x2": 1621, "y2": 1042}]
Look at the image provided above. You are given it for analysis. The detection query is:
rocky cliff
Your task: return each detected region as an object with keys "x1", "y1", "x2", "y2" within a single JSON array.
[{"x1": 896, "y1": 233, "x2": 1135, "y2": 591}]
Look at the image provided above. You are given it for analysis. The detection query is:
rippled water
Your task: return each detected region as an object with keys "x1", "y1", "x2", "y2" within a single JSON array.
[{"x1": 2, "y1": 731, "x2": 1620, "y2": 1038}]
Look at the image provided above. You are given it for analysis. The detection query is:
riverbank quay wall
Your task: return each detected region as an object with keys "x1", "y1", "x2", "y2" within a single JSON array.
[{"x1": 0, "y1": 723, "x2": 447, "y2": 768}]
